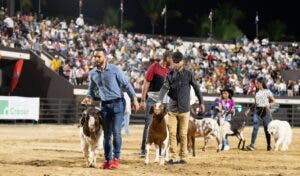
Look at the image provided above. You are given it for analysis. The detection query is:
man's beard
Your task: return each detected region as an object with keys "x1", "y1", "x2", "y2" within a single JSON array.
[{"x1": 96, "y1": 61, "x2": 104, "y2": 67}]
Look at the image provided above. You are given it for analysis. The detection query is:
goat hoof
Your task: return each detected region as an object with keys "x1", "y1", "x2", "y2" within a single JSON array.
[{"x1": 88, "y1": 163, "x2": 95, "y2": 168}]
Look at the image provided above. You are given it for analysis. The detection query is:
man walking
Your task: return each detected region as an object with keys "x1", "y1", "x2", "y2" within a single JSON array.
[
  {"x1": 139, "y1": 51, "x2": 172, "y2": 156},
  {"x1": 82, "y1": 48, "x2": 139, "y2": 169},
  {"x1": 158, "y1": 51, "x2": 205, "y2": 164}
]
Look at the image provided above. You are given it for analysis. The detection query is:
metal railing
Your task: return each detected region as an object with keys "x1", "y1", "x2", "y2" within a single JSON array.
[
  {"x1": 39, "y1": 98, "x2": 81, "y2": 123},
  {"x1": 37, "y1": 98, "x2": 300, "y2": 127}
]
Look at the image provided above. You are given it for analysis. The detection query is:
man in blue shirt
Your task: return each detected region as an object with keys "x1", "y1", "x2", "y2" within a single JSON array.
[{"x1": 82, "y1": 48, "x2": 139, "y2": 169}]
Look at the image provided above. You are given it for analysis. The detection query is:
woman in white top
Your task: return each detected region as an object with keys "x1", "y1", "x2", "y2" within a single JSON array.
[{"x1": 245, "y1": 77, "x2": 276, "y2": 151}]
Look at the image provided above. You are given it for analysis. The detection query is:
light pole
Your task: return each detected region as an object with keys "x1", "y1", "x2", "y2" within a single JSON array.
[
  {"x1": 38, "y1": 0, "x2": 41, "y2": 15},
  {"x1": 255, "y1": 11, "x2": 259, "y2": 38},
  {"x1": 209, "y1": 9, "x2": 213, "y2": 38},
  {"x1": 79, "y1": 0, "x2": 82, "y2": 16},
  {"x1": 163, "y1": 4, "x2": 167, "y2": 36},
  {"x1": 161, "y1": 0, "x2": 167, "y2": 36},
  {"x1": 7, "y1": 0, "x2": 15, "y2": 16},
  {"x1": 120, "y1": 0, "x2": 124, "y2": 33}
]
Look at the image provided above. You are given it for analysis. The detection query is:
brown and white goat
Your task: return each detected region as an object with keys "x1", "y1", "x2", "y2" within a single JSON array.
[
  {"x1": 145, "y1": 102, "x2": 169, "y2": 165},
  {"x1": 79, "y1": 106, "x2": 103, "y2": 167},
  {"x1": 187, "y1": 117, "x2": 222, "y2": 156}
]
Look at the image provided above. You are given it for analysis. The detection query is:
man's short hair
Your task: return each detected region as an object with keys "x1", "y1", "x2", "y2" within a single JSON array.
[
  {"x1": 172, "y1": 51, "x2": 183, "y2": 63},
  {"x1": 94, "y1": 47, "x2": 106, "y2": 54}
]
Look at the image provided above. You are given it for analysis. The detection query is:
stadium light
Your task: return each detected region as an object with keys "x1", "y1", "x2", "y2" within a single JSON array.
[
  {"x1": 120, "y1": 0, "x2": 124, "y2": 33},
  {"x1": 38, "y1": 0, "x2": 41, "y2": 15}
]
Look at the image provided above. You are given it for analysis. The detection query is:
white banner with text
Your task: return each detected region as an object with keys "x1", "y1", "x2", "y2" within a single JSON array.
[{"x1": 0, "y1": 96, "x2": 40, "y2": 121}]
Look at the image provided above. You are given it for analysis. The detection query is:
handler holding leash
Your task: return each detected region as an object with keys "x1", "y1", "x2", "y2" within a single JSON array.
[
  {"x1": 82, "y1": 48, "x2": 139, "y2": 169},
  {"x1": 158, "y1": 51, "x2": 205, "y2": 164},
  {"x1": 245, "y1": 77, "x2": 276, "y2": 151}
]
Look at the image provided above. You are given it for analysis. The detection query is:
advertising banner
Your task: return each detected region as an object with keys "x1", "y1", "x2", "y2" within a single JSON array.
[{"x1": 0, "y1": 96, "x2": 40, "y2": 121}]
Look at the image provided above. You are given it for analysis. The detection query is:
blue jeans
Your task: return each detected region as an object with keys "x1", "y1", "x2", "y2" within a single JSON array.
[
  {"x1": 250, "y1": 109, "x2": 272, "y2": 147},
  {"x1": 100, "y1": 99, "x2": 125, "y2": 161},
  {"x1": 140, "y1": 97, "x2": 156, "y2": 152}
]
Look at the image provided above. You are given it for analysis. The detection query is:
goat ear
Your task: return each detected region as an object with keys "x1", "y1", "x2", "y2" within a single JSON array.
[
  {"x1": 149, "y1": 106, "x2": 154, "y2": 114},
  {"x1": 98, "y1": 115, "x2": 103, "y2": 125},
  {"x1": 79, "y1": 116, "x2": 85, "y2": 126},
  {"x1": 163, "y1": 105, "x2": 167, "y2": 112},
  {"x1": 80, "y1": 110, "x2": 88, "y2": 125}
]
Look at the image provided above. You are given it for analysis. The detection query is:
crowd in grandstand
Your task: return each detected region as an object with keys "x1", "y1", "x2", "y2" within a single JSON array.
[{"x1": 1, "y1": 11, "x2": 300, "y2": 97}]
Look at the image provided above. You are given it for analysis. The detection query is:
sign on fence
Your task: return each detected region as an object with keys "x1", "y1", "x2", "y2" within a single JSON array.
[{"x1": 0, "y1": 96, "x2": 40, "y2": 121}]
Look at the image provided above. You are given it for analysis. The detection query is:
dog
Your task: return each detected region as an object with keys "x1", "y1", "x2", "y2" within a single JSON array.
[{"x1": 268, "y1": 120, "x2": 292, "y2": 151}]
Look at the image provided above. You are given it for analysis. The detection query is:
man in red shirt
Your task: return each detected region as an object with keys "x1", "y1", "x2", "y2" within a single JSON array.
[{"x1": 139, "y1": 51, "x2": 172, "y2": 156}]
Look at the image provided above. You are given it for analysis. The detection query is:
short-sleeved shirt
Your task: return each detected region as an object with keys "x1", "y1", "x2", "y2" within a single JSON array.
[
  {"x1": 145, "y1": 62, "x2": 170, "y2": 92},
  {"x1": 218, "y1": 98, "x2": 235, "y2": 112},
  {"x1": 255, "y1": 89, "x2": 273, "y2": 107}
]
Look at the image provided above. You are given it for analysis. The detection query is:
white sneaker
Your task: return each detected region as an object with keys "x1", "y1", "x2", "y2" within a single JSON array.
[{"x1": 223, "y1": 145, "x2": 230, "y2": 151}]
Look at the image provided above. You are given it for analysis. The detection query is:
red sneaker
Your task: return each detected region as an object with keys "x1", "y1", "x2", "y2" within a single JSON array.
[
  {"x1": 98, "y1": 161, "x2": 111, "y2": 169},
  {"x1": 110, "y1": 158, "x2": 119, "y2": 169}
]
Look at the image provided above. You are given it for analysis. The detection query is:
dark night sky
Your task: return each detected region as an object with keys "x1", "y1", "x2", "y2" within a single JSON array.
[{"x1": 26, "y1": 0, "x2": 299, "y2": 41}]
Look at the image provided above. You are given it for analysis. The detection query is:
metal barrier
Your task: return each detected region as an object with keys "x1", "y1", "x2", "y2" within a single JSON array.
[
  {"x1": 37, "y1": 98, "x2": 300, "y2": 127},
  {"x1": 131, "y1": 103, "x2": 300, "y2": 127},
  {"x1": 39, "y1": 98, "x2": 80, "y2": 123}
]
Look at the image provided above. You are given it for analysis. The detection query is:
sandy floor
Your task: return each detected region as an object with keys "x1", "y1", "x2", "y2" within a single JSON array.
[{"x1": 0, "y1": 124, "x2": 299, "y2": 176}]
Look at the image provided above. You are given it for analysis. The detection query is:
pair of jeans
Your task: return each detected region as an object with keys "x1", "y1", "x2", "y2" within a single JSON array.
[
  {"x1": 100, "y1": 98, "x2": 125, "y2": 161},
  {"x1": 250, "y1": 109, "x2": 272, "y2": 147},
  {"x1": 140, "y1": 97, "x2": 156, "y2": 152}
]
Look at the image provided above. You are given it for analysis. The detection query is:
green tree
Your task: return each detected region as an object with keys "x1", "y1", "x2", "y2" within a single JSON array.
[
  {"x1": 103, "y1": 7, "x2": 119, "y2": 26},
  {"x1": 266, "y1": 20, "x2": 286, "y2": 41},
  {"x1": 140, "y1": 0, "x2": 181, "y2": 35},
  {"x1": 140, "y1": 0, "x2": 164, "y2": 34},
  {"x1": 102, "y1": 6, "x2": 134, "y2": 31},
  {"x1": 188, "y1": 15, "x2": 210, "y2": 37},
  {"x1": 20, "y1": 0, "x2": 32, "y2": 12},
  {"x1": 190, "y1": 2, "x2": 244, "y2": 41}
]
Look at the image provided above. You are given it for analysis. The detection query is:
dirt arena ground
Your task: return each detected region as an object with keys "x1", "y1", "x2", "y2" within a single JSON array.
[{"x1": 0, "y1": 124, "x2": 299, "y2": 176}]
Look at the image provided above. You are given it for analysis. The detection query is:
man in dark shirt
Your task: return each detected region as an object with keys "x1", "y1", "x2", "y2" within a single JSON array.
[
  {"x1": 139, "y1": 51, "x2": 172, "y2": 156},
  {"x1": 158, "y1": 51, "x2": 205, "y2": 164}
]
